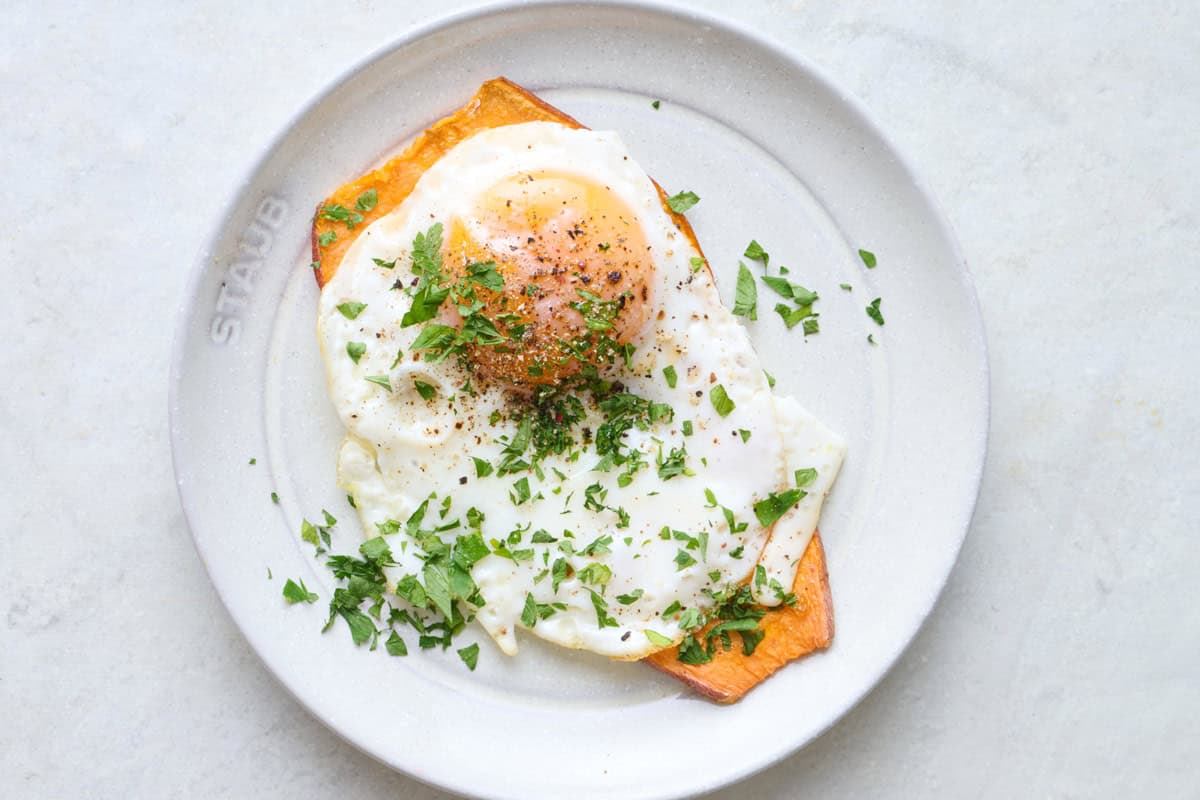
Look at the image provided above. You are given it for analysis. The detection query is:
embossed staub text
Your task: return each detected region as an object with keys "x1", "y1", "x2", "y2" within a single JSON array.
[{"x1": 210, "y1": 195, "x2": 288, "y2": 344}]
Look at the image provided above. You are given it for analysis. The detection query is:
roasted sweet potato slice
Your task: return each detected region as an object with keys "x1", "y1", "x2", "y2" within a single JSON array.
[
  {"x1": 645, "y1": 532, "x2": 833, "y2": 703},
  {"x1": 311, "y1": 76, "x2": 834, "y2": 702}
]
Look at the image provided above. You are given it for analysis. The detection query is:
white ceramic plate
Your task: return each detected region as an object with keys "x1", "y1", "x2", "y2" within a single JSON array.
[{"x1": 170, "y1": 2, "x2": 988, "y2": 798}]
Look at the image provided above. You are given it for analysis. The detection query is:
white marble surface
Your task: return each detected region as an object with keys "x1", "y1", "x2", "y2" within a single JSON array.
[{"x1": 2, "y1": 1, "x2": 1196, "y2": 797}]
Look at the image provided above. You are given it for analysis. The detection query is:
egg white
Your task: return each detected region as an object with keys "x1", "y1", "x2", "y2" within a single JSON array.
[{"x1": 317, "y1": 122, "x2": 845, "y2": 659}]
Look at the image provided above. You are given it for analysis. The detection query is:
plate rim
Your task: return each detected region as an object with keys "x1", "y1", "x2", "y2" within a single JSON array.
[{"x1": 169, "y1": 1, "x2": 990, "y2": 797}]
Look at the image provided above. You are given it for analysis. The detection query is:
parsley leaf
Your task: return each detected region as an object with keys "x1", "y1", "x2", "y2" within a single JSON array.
[
  {"x1": 651, "y1": 99, "x2": 661, "y2": 110},
  {"x1": 466, "y1": 261, "x2": 504, "y2": 291},
  {"x1": 732, "y1": 262, "x2": 757, "y2": 320},
  {"x1": 674, "y1": 549, "x2": 697, "y2": 571},
  {"x1": 866, "y1": 297, "x2": 885, "y2": 326},
  {"x1": 774, "y1": 302, "x2": 815, "y2": 329},
  {"x1": 321, "y1": 203, "x2": 364, "y2": 229},
  {"x1": 709, "y1": 384, "x2": 735, "y2": 417},
  {"x1": 510, "y1": 477, "x2": 532, "y2": 506},
  {"x1": 790, "y1": 285, "x2": 819, "y2": 306},
  {"x1": 753, "y1": 488, "x2": 807, "y2": 527},
  {"x1": 663, "y1": 364, "x2": 678, "y2": 388},
  {"x1": 577, "y1": 562, "x2": 613, "y2": 586},
  {"x1": 588, "y1": 589, "x2": 619, "y2": 629},
  {"x1": 336, "y1": 301, "x2": 367, "y2": 320},
  {"x1": 760, "y1": 275, "x2": 794, "y2": 298},
  {"x1": 744, "y1": 240, "x2": 769, "y2": 268},
  {"x1": 409, "y1": 323, "x2": 456, "y2": 356},
  {"x1": 346, "y1": 341, "x2": 366, "y2": 363},
  {"x1": 616, "y1": 589, "x2": 644, "y2": 605},
  {"x1": 472, "y1": 457, "x2": 494, "y2": 478},
  {"x1": 665, "y1": 190, "x2": 700, "y2": 214},
  {"x1": 364, "y1": 375, "x2": 392, "y2": 392},
  {"x1": 794, "y1": 467, "x2": 818, "y2": 487},
  {"x1": 858, "y1": 248, "x2": 877, "y2": 268},
  {"x1": 373, "y1": 257, "x2": 397, "y2": 269},
  {"x1": 521, "y1": 593, "x2": 538, "y2": 628},
  {"x1": 457, "y1": 642, "x2": 480, "y2": 671},
  {"x1": 645, "y1": 629, "x2": 674, "y2": 647},
  {"x1": 580, "y1": 534, "x2": 613, "y2": 557},
  {"x1": 413, "y1": 379, "x2": 436, "y2": 401},
  {"x1": 803, "y1": 317, "x2": 820, "y2": 336},
  {"x1": 355, "y1": 189, "x2": 378, "y2": 212},
  {"x1": 338, "y1": 607, "x2": 376, "y2": 646},
  {"x1": 318, "y1": 231, "x2": 336, "y2": 247},
  {"x1": 282, "y1": 578, "x2": 317, "y2": 604},
  {"x1": 385, "y1": 630, "x2": 408, "y2": 656}
]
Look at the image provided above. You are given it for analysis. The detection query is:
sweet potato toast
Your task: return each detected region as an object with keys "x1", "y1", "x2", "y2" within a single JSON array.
[{"x1": 311, "y1": 77, "x2": 834, "y2": 702}]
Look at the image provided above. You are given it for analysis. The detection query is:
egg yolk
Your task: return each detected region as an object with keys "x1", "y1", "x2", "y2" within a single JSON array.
[{"x1": 445, "y1": 170, "x2": 655, "y2": 386}]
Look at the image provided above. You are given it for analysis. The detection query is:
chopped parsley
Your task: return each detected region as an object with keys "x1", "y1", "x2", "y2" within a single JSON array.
[
  {"x1": 651, "y1": 99, "x2": 661, "y2": 110},
  {"x1": 472, "y1": 457, "x2": 494, "y2": 478},
  {"x1": 336, "y1": 301, "x2": 367, "y2": 320},
  {"x1": 656, "y1": 444, "x2": 692, "y2": 480},
  {"x1": 794, "y1": 467, "x2": 818, "y2": 487},
  {"x1": 840, "y1": 283, "x2": 852, "y2": 291},
  {"x1": 803, "y1": 318, "x2": 819, "y2": 336},
  {"x1": 662, "y1": 364, "x2": 678, "y2": 388},
  {"x1": 346, "y1": 341, "x2": 366, "y2": 363},
  {"x1": 355, "y1": 188, "x2": 378, "y2": 212},
  {"x1": 320, "y1": 203, "x2": 364, "y2": 229},
  {"x1": 588, "y1": 589, "x2": 619, "y2": 629},
  {"x1": 457, "y1": 643, "x2": 480, "y2": 671},
  {"x1": 373, "y1": 257, "x2": 397, "y2": 269},
  {"x1": 577, "y1": 562, "x2": 613, "y2": 586},
  {"x1": 753, "y1": 488, "x2": 807, "y2": 527},
  {"x1": 616, "y1": 589, "x2": 644, "y2": 605},
  {"x1": 866, "y1": 297, "x2": 885, "y2": 326},
  {"x1": 674, "y1": 549, "x2": 697, "y2": 571},
  {"x1": 645, "y1": 629, "x2": 673, "y2": 647},
  {"x1": 318, "y1": 231, "x2": 337, "y2": 247},
  {"x1": 738, "y1": 429, "x2": 752, "y2": 443},
  {"x1": 681, "y1": 420, "x2": 694, "y2": 436},
  {"x1": 743, "y1": 239, "x2": 769, "y2": 268},
  {"x1": 385, "y1": 631, "x2": 408, "y2": 656},
  {"x1": 709, "y1": 384, "x2": 735, "y2": 417},
  {"x1": 282, "y1": 578, "x2": 318, "y2": 604},
  {"x1": 731, "y1": 262, "x2": 757, "y2": 320},
  {"x1": 364, "y1": 375, "x2": 392, "y2": 392},
  {"x1": 774, "y1": 302, "x2": 816, "y2": 330},
  {"x1": 413, "y1": 379, "x2": 436, "y2": 401},
  {"x1": 665, "y1": 190, "x2": 700, "y2": 214},
  {"x1": 270, "y1": 491, "x2": 279, "y2": 504},
  {"x1": 858, "y1": 248, "x2": 877, "y2": 268},
  {"x1": 509, "y1": 477, "x2": 532, "y2": 506}
]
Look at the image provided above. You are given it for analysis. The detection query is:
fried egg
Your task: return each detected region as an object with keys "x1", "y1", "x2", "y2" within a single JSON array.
[{"x1": 317, "y1": 121, "x2": 845, "y2": 660}]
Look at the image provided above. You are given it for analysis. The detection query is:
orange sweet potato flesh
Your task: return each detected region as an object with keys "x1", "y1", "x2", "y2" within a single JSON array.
[
  {"x1": 311, "y1": 77, "x2": 834, "y2": 702},
  {"x1": 645, "y1": 532, "x2": 833, "y2": 703}
]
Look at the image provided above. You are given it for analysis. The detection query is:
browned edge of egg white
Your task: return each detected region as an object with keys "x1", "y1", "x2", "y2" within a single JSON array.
[{"x1": 309, "y1": 76, "x2": 834, "y2": 703}]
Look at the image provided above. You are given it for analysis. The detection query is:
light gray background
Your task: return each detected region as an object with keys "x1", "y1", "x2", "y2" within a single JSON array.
[{"x1": 2, "y1": 1, "x2": 1195, "y2": 797}]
